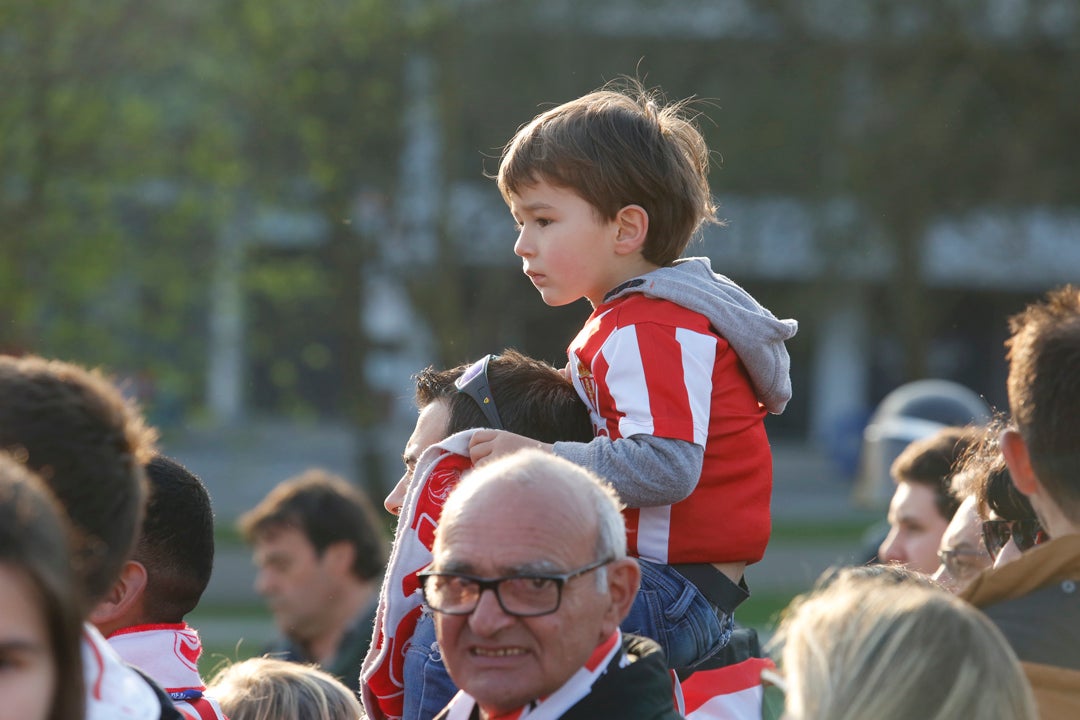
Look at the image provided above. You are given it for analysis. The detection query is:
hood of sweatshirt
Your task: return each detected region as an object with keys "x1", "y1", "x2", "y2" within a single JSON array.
[{"x1": 604, "y1": 256, "x2": 798, "y2": 414}]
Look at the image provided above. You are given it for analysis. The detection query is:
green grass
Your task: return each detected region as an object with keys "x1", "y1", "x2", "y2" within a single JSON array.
[
  {"x1": 188, "y1": 602, "x2": 274, "y2": 675},
  {"x1": 189, "y1": 601, "x2": 266, "y2": 617},
  {"x1": 768, "y1": 517, "x2": 881, "y2": 545},
  {"x1": 737, "y1": 589, "x2": 798, "y2": 634}
]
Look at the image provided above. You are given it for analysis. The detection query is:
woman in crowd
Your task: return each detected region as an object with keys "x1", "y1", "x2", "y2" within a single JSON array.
[
  {"x1": 0, "y1": 453, "x2": 85, "y2": 720},
  {"x1": 772, "y1": 566, "x2": 1036, "y2": 720}
]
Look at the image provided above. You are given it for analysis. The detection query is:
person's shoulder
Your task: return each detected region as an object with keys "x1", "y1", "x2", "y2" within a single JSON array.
[{"x1": 602, "y1": 293, "x2": 712, "y2": 332}]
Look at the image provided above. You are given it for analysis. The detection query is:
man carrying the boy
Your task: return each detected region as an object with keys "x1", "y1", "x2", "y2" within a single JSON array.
[
  {"x1": 362, "y1": 350, "x2": 594, "y2": 719},
  {"x1": 467, "y1": 80, "x2": 798, "y2": 670}
]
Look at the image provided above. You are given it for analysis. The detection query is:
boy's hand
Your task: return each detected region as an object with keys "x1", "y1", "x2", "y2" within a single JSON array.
[{"x1": 468, "y1": 430, "x2": 554, "y2": 466}]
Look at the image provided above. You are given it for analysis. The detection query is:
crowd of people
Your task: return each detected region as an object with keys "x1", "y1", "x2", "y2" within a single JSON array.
[{"x1": 1, "y1": 79, "x2": 1076, "y2": 720}]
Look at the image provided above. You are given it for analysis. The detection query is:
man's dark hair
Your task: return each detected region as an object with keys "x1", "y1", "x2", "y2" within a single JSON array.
[
  {"x1": 135, "y1": 455, "x2": 215, "y2": 622},
  {"x1": 413, "y1": 349, "x2": 593, "y2": 444},
  {"x1": 0, "y1": 355, "x2": 157, "y2": 608},
  {"x1": 1006, "y1": 285, "x2": 1080, "y2": 516},
  {"x1": 238, "y1": 469, "x2": 386, "y2": 580},
  {"x1": 890, "y1": 425, "x2": 978, "y2": 522}
]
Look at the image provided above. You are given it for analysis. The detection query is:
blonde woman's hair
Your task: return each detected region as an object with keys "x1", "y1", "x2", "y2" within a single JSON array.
[
  {"x1": 772, "y1": 568, "x2": 1036, "y2": 720},
  {"x1": 207, "y1": 657, "x2": 363, "y2": 720}
]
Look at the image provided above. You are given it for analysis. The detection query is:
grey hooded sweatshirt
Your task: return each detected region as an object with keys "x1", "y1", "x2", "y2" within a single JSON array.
[{"x1": 553, "y1": 257, "x2": 798, "y2": 507}]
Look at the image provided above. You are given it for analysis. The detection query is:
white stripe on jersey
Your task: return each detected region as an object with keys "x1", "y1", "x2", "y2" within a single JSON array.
[
  {"x1": 636, "y1": 504, "x2": 673, "y2": 564},
  {"x1": 599, "y1": 325, "x2": 655, "y2": 439},
  {"x1": 676, "y1": 327, "x2": 717, "y2": 447}
]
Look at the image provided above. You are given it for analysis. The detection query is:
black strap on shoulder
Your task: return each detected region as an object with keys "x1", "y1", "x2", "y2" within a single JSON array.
[{"x1": 671, "y1": 563, "x2": 750, "y2": 615}]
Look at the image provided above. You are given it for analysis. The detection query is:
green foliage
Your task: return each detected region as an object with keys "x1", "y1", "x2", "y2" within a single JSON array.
[
  {"x1": 0, "y1": 0, "x2": 407, "y2": 423},
  {"x1": 2, "y1": 0, "x2": 1077, "y2": 425}
]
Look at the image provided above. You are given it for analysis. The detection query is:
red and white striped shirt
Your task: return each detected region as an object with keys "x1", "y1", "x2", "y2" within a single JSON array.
[{"x1": 569, "y1": 293, "x2": 771, "y2": 565}]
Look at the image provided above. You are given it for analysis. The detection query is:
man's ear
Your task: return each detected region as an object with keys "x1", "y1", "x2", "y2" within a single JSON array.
[
  {"x1": 605, "y1": 558, "x2": 642, "y2": 627},
  {"x1": 88, "y1": 561, "x2": 148, "y2": 632},
  {"x1": 1001, "y1": 428, "x2": 1039, "y2": 496},
  {"x1": 612, "y1": 205, "x2": 649, "y2": 256}
]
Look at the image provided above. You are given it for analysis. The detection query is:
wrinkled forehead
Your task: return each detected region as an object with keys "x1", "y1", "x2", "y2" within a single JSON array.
[{"x1": 434, "y1": 483, "x2": 595, "y2": 571}]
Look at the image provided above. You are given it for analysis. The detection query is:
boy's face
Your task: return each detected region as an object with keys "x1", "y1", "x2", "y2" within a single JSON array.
[{"x1": 510, "y1": 180, "x2": 622, "y2": 308}]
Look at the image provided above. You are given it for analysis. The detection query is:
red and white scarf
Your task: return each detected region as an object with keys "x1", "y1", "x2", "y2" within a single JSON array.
[
  {"x1": 440, "y1": 630, "x2": 624, "y2": 720},
  {"x1": 361, "y1": 431, "x2": 477, "y2": 720},
  {"x1": 107, "y1": 623, "x2": 228, "y2": 720}
]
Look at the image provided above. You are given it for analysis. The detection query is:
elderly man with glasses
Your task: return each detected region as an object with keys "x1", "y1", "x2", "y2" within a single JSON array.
[{"x1": 426, "y1": 449, "x2": 682, "y2": 720}]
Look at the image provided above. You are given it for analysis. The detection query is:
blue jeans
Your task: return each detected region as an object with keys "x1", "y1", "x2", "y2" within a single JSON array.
[
  {"x1": 400, "y1": 612, "x2": 458, "y2": 720},
  {"x1": 621, "y1": 558, "x2": 734, "y2": 670}
]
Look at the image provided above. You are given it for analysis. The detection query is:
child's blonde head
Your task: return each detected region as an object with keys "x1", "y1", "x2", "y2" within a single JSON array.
[
  {"x1": 497, "y1": 79, "x2": 717, "y2": 267},
  {"x1": 208, "y1": 656, "x2": 363, "y2": 720},
  {"x1": 773, "y1": 568, "x2": 1036, "y2": 720}
]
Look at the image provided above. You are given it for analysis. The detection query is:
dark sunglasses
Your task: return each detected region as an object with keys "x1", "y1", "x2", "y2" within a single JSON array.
[
  {"x1": 455, "y1": 354, "x2": 504, "y2": 430},
  {"x1": 981, "y1": 518, "x2": 1044, "y2": 559}
]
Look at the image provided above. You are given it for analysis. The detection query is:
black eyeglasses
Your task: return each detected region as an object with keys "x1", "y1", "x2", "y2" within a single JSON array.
[
  {"x1": 981, "y1": 519, "x2": 1044, "y2": 559},
  {"x1": 418, "y1": 557, "x2": 613, "y2": 618},
  {"x1": 936, "y1": 547, "x2": 992, "y2": 581},
  {"x1": 455, "y1": 354, "x2": 504, "y2": 430}
]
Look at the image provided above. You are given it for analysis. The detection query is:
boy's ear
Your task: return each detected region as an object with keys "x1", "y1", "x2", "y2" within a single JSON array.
[{"x1": 612, "y1": 204, "x2": 649, "y2": 256}]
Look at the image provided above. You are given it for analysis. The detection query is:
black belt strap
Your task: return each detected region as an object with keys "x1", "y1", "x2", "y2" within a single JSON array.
[{"x1": 672, "y1": 563, "x2": 750, "y2": 615}]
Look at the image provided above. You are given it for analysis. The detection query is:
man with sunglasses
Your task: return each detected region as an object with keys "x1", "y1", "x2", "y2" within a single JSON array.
[
  {"x1": 977, "y1": 437, "x2": 1046, "y2": 568},
  {"x1": 428, "y1": 450, "x2": 681, "y2": 720},
  {"x1": 961, "y1": 285, "x2": 1080, "y2": 718}
]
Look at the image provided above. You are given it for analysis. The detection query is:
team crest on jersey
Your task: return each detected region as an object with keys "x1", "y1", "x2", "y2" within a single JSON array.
[{"x1": 575, "y1": 357, "x2": 597, "y2": 410}]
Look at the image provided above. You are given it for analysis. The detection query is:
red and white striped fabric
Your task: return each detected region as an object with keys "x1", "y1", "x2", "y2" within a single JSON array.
[
  {"x1": 568, "y1": 293, "x2": 772, "y2": 566},
  {"x1": 107, "y1": 623, "x2": 228, "y2": 720},
  {"x1": 362, "y1": 433, "x2": 475, "y2": 720},
  {"x1": 674, "y1": 657, "x2": 776, "y2": 720}
]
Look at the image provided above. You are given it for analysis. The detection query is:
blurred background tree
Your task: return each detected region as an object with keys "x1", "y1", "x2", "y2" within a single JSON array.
[{"x1": 2, "y1": 0, "x2": 1077, "y2": 493}]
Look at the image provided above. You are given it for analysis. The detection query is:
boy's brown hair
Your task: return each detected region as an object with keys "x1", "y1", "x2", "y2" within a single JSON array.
[{"x1": 497, "y1": 79, "x2": 718, "y2": 267}]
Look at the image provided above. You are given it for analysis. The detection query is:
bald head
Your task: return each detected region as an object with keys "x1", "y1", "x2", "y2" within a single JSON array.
[
  {"x1": 436, "y1": 450, "x2": 627, "y2": 564},
  {"x1": 429, "y1": 450, "x2": 639, "y2": 716}
]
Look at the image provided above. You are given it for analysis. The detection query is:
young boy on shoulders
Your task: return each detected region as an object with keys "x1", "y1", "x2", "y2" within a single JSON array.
[{"x1": 468, "y1": 80, "x2": 798, "y2": 670}]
